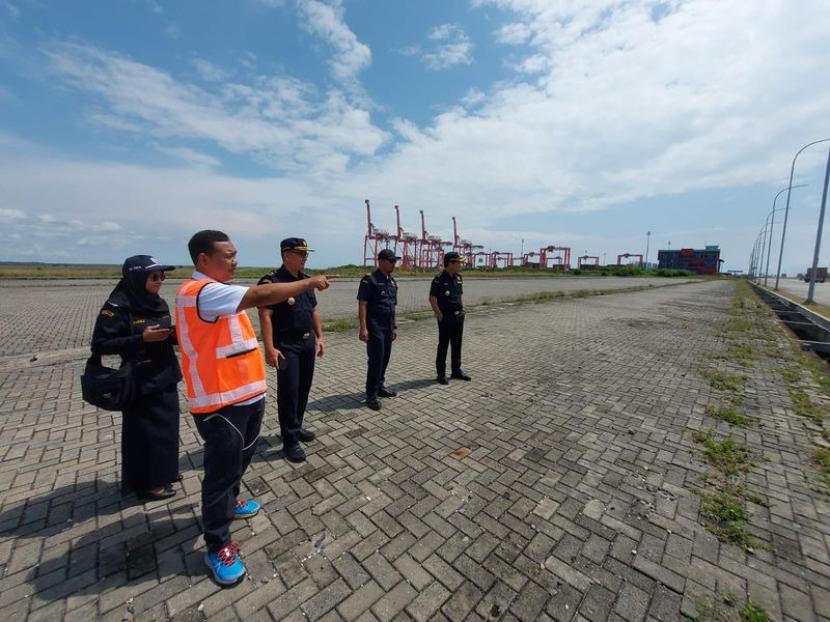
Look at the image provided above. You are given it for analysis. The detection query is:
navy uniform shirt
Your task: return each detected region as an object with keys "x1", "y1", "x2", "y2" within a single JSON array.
[
  {"x1": 258, "y1": 267, "x2": 317, "y2": 338},
  {"x1": 357, "y1": 269, "x2": 397, "y2": 323},
  {"x1": 430, "y1": 270, "x2": 464, "y2": 313}
]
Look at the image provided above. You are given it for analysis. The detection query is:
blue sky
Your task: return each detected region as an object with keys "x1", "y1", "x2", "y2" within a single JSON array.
[{"x1": 1, "y1": 0, "x2": 829, "y2": 274}]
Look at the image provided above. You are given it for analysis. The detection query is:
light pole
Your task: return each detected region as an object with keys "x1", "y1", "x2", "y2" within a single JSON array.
[
  {"x1": 763, "y1": 185, "x2": 808, "y2": 286},
  {"x1": 645, "y1": 231, "x2": 651, "y2": 269},
  {"x1": 775, "y1": 138, "x2": 830, "y2": 289},
  {"x1": 806, "y1": 148, "x2": 830, "y2": 304}
]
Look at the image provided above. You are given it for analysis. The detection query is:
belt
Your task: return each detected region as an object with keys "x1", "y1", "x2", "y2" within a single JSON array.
[{"x1": 277, "y1": 331, "x2": 313, "y2": 341}]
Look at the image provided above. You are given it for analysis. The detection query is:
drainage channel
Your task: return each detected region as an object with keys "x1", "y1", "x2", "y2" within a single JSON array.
[{"x1": 751, "y1": 283, "x2": 830, "y2": 358}]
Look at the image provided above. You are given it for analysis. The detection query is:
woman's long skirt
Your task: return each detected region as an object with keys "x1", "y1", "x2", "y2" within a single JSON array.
[{"x1": 121, "y1": 387, "x2": 180, "y2": 493}]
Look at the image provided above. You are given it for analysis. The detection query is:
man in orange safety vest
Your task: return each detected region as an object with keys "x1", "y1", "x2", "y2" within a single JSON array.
[{"x1": 176, "y1": 229, "x2": 331, "y2": 586}]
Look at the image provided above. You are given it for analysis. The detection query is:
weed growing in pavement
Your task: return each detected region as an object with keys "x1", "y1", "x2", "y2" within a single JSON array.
[
  {"x1": 710, "y1": 344, "x2": 756, "y2": 366},
  {"x1": 697, "y1": 490, "x2": 755, "y2": 550},
  {"x1": 787, "y1": 386, "x2": 825, "y2": 424},
  {"x1": 693, "y1": 430, "x2": 753, "y2": 476},
  {"x1": 322, "y1": 318, "x2": 357, "y2": 332},
  {"x1": 703, "y1": 369, "x2": 747, "y2": 393},
  {"x1": 704, "y1": 404, "x2": 754, "y2": 428},
  {"x1": 815, "y1": 448, "x2": 830, "y2": 487},
  {"x1": 740, "y1": 602, "x2": 772, "y2": 622}
]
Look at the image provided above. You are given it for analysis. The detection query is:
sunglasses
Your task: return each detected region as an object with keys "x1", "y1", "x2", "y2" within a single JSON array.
[
  {"x1": 287, "y1": 251, "x2": 309, "y2": 258},
  {"x1": 149, "y1": 272, "x2": 166, "y2": 282}
]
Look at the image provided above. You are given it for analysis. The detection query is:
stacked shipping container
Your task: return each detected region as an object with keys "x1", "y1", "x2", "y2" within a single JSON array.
[{"x1": 657, "y1": 245, "x2": 721, "y2": 275}]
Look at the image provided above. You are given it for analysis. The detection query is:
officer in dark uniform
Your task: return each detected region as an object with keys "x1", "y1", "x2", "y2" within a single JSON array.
[
  {"x1": 429, "y1": 251, "x2": 471, "y2": 384},
  {"x1": 257, "y1": 238, "x2": 324, "y2": 463},
  {"x1": 357, "y1": 248, "x2": 399, "y2": 411}
]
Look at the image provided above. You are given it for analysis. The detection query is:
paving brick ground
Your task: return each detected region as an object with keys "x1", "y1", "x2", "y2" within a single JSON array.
[
  {"x1": 0, "y1": 276, "x2": 691, "y2": 358},
  {"x1": 0, "y1": 279, "x2": 829, "y2": 621}
]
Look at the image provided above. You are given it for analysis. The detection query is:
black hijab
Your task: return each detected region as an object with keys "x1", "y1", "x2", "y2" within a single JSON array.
[{"x1": 106, "y1": 255, "x2": 173, "y2": 318}]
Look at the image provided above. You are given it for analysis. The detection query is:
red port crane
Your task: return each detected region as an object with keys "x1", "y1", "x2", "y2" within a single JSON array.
[
  {"x1": 393, "y1": 205, "x2": 419, "y2": 270},
  {"x1": 363, "y1": 199, "x2": 393, "y2": 266},
  {"x1": 616, "y1": 253, "x2": 644, "y2": 268},
  {"x1": 577, "y1": 255, "x2": 600, "y2": 269},
  {"x1": 418, "y1": 209, "x2": 451, "y2": 270},
  {"x1": 540, "y1": 245, "x2": 571, "y2": 270},
  {"x1": 487, "y1": 251, "x2": 514, "y2": 269},
  {"x1": 452, "y1": 216, "x2": 483, "y2": 266}
]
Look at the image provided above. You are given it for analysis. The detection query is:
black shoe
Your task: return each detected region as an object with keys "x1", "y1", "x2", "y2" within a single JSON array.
[
  {"x1": 298, "y1": 429, "x2": 316, "y2": 442},
  {"x1": 366, "y1": 399, "x2": 382, "y2": 411},
  {"x1": 284, "y1": 444, "x2": 306, "y2": 463},
  {"x1": 451, "y1": 372, "x2": 471, "y2": 381},
  {"x1": 437, "y1": 375, "x2": 449, "y2": 385},
  {"x1": 378, "y1": 387, "x2": 397, "y2": 398},
  {"x1": 138, "y1": 486, "x2": 176, "y2": 500}
]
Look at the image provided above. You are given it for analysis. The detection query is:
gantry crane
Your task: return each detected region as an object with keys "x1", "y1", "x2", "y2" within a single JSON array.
[
  {"x1": 451, "y1": 216, "x2": 483, "y2": 266},
  {"x1": 363, "y1": 199, "x2": 393, "y2": 266},
  {"x1": 418, "y1": 209, "x2": 451, "y2": 270},
  {"x1": 616, "y1": 253, "x2": 644, "y2": 268},
  {"x1": 577, "y1": 255, "x2": 600, "y2": 269},
  {"x1": 393, "y1": 205, "x2": 419, "y2": 270}
]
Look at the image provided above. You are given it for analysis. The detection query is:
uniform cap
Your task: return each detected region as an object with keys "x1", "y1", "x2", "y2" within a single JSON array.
[
  {"x1": 378, "y1": 249, "x2": 401, "y2": 261},
  {"x1": 443, "y1": 252, "x2": 465, "y2": 265},
  {"x1": 281, "y1": 238, "x2": 314, "y2": 253},
  {"x1": 122, "y1": 255, "x2": 175, "y2": 277}
]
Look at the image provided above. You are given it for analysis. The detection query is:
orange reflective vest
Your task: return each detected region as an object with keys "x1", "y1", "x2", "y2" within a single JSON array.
[{"x1": 175, "y1": 278, "x2": 266, "y2": 414}]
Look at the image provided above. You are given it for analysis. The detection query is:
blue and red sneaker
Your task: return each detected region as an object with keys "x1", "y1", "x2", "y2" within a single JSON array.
[
  {"x1": 234, "y1": 499, "x2": 261, "y2": 519},
  {"x1": 204, "y1": 542, "x2": 245, "y2": 586}
]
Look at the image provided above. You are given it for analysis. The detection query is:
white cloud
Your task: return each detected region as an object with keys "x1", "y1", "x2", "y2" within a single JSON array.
[
  {"x1": 495, "y1": 21, "x2": 530, "y2": 45},
  {"x1": 4, "y1": 0, "x2": 830, "y2": 273},
  {"x1": 43, "y1": 42, "x2": 388, "y2": 173},
  {"x1": 296, "y1": 0, "x2": 371, "y2": 85},
  {"x1": 192, "y1": 58, "x2": 227, "y2": 82},
  {"x1": 0, "y1": 207, "x2": 25, "y2": 222},
  {"x1": 156, "y1": 146, "x2": 220, "y2": 168},
  {"x1": 421, "y1": 23, "x2": 473, "y2": 71}
]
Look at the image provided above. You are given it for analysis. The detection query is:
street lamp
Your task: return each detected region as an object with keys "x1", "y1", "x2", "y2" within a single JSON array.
[
  {"x1": 645, "y1": 231, "x2": 651, "y2": 269},
  {"x1": 775, "y1": 138, "x2": 830, "y2": 289},
  {"x1": 763, "y1": 185, "x2": 807, "y2": 286},
  {"x1": 806, "y1": 148, "x2": 830, "y2": 304}
]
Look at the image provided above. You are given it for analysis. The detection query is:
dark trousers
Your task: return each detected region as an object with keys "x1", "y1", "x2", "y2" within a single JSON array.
[
  {"x1": 194, "y1": 399, "x2": 264, "y2": 551},
  {"x1": 365, "y1": 323, "x2": 393, "y2": 399},
  {"x1": 121, "y1": 387, "x2": 180, "y2": 493},
  {"x1": 276, "y1": 334, "x2": 316, "y2": 447},
  {"x1": 436, "y1": 313, "x2": 464, "y2": 376}
]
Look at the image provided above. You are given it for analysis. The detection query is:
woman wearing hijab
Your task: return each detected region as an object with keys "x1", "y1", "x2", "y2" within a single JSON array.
[{"x1": 91, "y1": 255, "x2": 182, "y2": 500}]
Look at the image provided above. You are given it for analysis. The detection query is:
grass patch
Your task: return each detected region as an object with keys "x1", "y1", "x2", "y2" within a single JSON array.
[
  {"x1": 403, "y1": 310, "x2": 436, "y2": 321},
  {"x1": 710, "y1": 344, "x2": 755, "y2": 366},
  {"x1": 815, "y1": 448, "x2": 830, "y2": 487},
  {"x1": 693, "y1": 430, "x2": 753, "y2": 476},
  {"x1": 322, "y1": 318, "x2": 357, "y2": 332},
  {"x1": 698, "y1": 490, "x2": 755, "y2": 550},
  {"x1": 788, "y1": 386, "x2": 825, "y2": 424},
  {"x1": 722, "y1": 317, "x2": 753, "y2": 333},
  {"x1": 704, "y1": 404, "x2": 753, "y2": 428},
  {"x1": 740, "y1": 602, "x2": 772, "y2": 622},
  {"x1": 703, "y1": 369, "x2": 747, "y2": 393}
]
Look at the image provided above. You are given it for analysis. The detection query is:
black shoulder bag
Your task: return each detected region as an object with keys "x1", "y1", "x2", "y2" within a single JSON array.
[{"x1": 81, "y1": 311, "x2": 136, "y2": 411}]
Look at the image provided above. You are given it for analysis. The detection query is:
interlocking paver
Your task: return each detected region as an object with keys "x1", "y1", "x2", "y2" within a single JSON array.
[{"x1": 2, "y1": 279, "x2": 830, "y2": 621}]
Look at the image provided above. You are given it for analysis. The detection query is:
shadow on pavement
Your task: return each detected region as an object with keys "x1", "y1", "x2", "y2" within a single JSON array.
[{"x1": 0, "y1": 480, "x2": 209, "y2": 608}]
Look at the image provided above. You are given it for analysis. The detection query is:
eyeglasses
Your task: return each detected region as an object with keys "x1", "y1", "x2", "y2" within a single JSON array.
[
  {"x1": 287, "y1": 251, "x2": 309, "y2": 258},
  {"x1": 149, "y1": 272, "x2": 166, "y2": 282}
]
